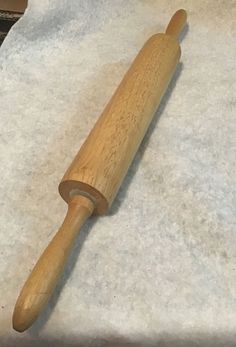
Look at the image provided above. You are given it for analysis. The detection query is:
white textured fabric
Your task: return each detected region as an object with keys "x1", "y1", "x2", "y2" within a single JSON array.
[{"x1": 0, "y1": 1, "x2": 235, "y2": 346}]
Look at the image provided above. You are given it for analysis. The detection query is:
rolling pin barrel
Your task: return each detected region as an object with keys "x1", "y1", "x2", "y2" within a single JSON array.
[{"x1": 59, "y1": 33, "x2": 180, "y2": 214}]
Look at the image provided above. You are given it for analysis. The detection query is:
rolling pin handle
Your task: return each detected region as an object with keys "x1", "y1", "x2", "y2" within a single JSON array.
[
  {"x1": 165, "y1": 9, "x2": 187, "y2": 39},
  {"x1": 12, "y1": 195, "x2": 94, "y2": 332}
]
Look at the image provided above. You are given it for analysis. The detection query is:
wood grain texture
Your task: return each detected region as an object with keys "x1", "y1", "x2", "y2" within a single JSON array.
[
  {"x1": 60, "y1": 34, "x2": 180, "y2": 214},
  {"x1": 12, "y1": 195, "x2": 94, "y2": 332}
]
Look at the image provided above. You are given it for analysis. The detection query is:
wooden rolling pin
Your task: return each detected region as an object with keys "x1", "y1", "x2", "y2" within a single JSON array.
[{"x1": 13, "y1": 9, "x2": 187, "y2": 332}]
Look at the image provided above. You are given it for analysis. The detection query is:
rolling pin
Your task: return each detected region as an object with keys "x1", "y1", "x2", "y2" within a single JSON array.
[{"x1": 13, "y1": 9, "x2": 187, "y2": 332}]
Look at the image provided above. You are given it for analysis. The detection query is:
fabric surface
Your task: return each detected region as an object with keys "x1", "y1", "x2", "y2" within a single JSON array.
[{"x1": 0, "y1": 1, "x2": 235, "y2": 346}]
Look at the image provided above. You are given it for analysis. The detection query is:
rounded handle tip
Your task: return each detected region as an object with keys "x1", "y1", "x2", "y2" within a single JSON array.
[
  {"x1": 165, "y1": 9, "x2": 187, "y2": 39},
  {"x1": 13, "y1": 306, "x2": 32, "y2": 332}
]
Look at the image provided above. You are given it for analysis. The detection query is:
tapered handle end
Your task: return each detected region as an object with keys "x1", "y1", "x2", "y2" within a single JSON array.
[
  {"x1": 165, "y1": 9, "x2": 187, "y2": 39},
  {"x1": 13, "y1": 307, "x2": 34, "y2": 332},
  {"x1": 12, "y1": 195, "x2": 94, "y2": 332}
]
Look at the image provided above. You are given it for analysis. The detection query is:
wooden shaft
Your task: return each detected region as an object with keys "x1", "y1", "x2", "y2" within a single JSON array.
[
  {"x1": 12, "y1": 195, "x2": 94, "y2": 332},
  {"x1": 13, "y1": 10, "x2": 187, "y2": 332}
]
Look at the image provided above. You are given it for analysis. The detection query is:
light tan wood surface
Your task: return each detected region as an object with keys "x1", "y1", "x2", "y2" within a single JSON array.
[
  {"x1": 13, "y1": 9, "x2": 187, "y2": 332},
  {"x1": 0, "y1": 0, "x2": 27, "y2": 12},
  {"x1": 165, "y1": 9, "x2": 187, "y2": 38},
  {"x1": 13, "y1": 196, "x2": 94, "y2": 332},
  {"x1": 60, "y1": 33, "x2": 180, "y2": 213}
]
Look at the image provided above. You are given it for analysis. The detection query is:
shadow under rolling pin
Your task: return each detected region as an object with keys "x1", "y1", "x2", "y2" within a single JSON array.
[{"x1": 13, "y1": 9, "x2": 187, "y2": 332}]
